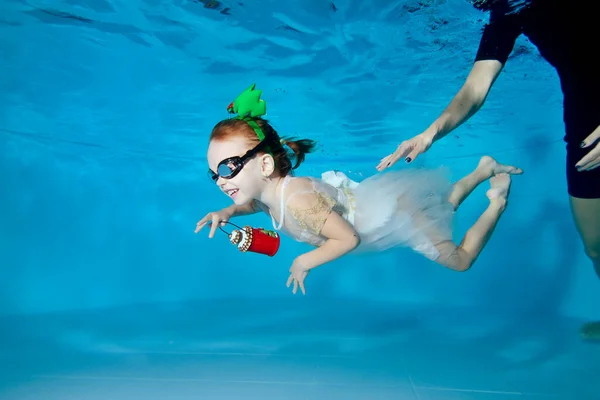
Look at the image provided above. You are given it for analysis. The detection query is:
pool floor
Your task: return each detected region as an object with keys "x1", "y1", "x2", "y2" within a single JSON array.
[{"x1": 0, "y1": 299, "x2": 598, "y2": 399}]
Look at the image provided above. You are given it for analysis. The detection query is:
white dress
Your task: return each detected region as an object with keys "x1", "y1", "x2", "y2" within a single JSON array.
[{"x1": 263, "y1": 168, "x2": 456, "y2": 261}]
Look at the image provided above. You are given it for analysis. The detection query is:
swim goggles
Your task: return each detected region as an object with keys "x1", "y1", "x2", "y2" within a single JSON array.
[{"x1": 208, "y1": 138, "x2": 271, "y2": 182}]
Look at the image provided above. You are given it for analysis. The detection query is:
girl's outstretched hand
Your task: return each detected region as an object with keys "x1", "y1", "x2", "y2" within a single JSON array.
[
  {"x1": 286, "y1": 256, "x2": 311, "y2": 295},
  {"x1": 194, "y1": 208, "x2": 234, "y2": 238}
]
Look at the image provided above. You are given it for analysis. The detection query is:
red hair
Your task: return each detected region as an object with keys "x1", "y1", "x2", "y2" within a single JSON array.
[{"x1": 209, "y1": 118, "x2": 316, "y2": 176}]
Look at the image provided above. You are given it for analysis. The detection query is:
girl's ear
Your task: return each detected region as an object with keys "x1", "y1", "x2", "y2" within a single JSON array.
[{"x1": 260, "y1": 153, "x2": 276, "y2": 177}]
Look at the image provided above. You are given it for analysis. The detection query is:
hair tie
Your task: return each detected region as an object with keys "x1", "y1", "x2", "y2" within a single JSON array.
[{"x1": 280, "y1": 138, "x2": 287, "y2": 146}]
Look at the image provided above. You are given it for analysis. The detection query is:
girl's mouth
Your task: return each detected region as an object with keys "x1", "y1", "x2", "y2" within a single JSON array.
[{"x1": 225, "y1": 188, "x2": 239, "y2": 198}]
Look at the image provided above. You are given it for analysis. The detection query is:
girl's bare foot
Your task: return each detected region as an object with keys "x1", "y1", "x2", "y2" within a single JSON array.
[
  {"x1": 486, "y1": 173, "x2": 512, "y2": 211},
  {"x1": 478, "y1": 155, "x2": 523, "y2": 179}
]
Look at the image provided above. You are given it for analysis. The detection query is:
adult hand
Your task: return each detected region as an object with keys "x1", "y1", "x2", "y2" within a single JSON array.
[
  {"x1": 576, "y1": 125, "x2": 600, "y2": 172},
  {"x1": 376, "y1": 133, "x2": 433, "y2": 171}
]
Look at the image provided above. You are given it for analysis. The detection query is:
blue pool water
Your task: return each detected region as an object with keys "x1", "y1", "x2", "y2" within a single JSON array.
[{"x1": 1, "y1": 0, "x2": 599, "y2": 399}]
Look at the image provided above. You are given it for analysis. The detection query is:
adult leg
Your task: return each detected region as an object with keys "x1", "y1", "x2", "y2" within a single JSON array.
[
  {"x1": 570, "y1": 197, "x2": 600, "y2": 278},
  {"x1": 448, "y1": 155, "x2": 523, "y2": 210},
  {"x1": 565, "y1": 137, "x2": 600, "y2": 339},
  {"x1": 435, "y1": 173, "x2": 513, "y2": 272},
  {"x1": 571, "y1": 197, "x2": 600, "y2": 340}
]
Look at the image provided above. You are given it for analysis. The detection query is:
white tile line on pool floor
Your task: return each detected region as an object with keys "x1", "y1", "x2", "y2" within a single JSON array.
[{"x1": 29, "y1": 374, "x2": 562, "y2": 397}]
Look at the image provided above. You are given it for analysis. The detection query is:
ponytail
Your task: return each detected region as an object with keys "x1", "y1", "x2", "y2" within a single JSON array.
[
  {"x1": 251, "y1": 119, "x2": 316, "y2": 176},
  {"x1": 280, "y1": 137, "x2": 317, "y2": 170}
]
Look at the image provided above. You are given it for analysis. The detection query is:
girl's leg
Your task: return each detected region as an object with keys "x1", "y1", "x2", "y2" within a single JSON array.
[
  {"x1": 448, "y1": 155, "x2": 522, "y2": 210},
  {"x1": 435, "y1": 173, "x2": 512, "y2": 272}
]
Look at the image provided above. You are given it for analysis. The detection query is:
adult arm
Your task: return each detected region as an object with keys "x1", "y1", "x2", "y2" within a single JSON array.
[
  {"x1": 377, "y1": 10, "x2": 522, "y2": 170},
  {"x1": 426, "y1": 9, "x2": 524, "y2": 143},
  {"x1": 423, "y1": 59, "x2": 504, "y2": 144}
]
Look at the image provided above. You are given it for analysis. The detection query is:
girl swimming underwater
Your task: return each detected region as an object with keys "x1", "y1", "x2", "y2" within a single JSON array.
[{"x1": 195, "y1": 84, "x2": 523, "y2": 294}]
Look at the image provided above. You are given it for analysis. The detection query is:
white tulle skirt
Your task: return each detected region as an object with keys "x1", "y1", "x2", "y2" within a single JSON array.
[{"x1": 321, "y1": 168, "x2": 456, "y2": 261}]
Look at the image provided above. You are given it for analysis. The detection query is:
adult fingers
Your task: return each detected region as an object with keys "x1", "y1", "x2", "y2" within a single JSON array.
[{"x1": 580, "y1": 125, "x2": 600, "y2": 148}]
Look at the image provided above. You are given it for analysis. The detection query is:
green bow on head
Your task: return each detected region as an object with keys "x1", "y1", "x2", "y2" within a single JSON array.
[{"x1": 227, "y1": 83, "x2": 267, "y2": 140}]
